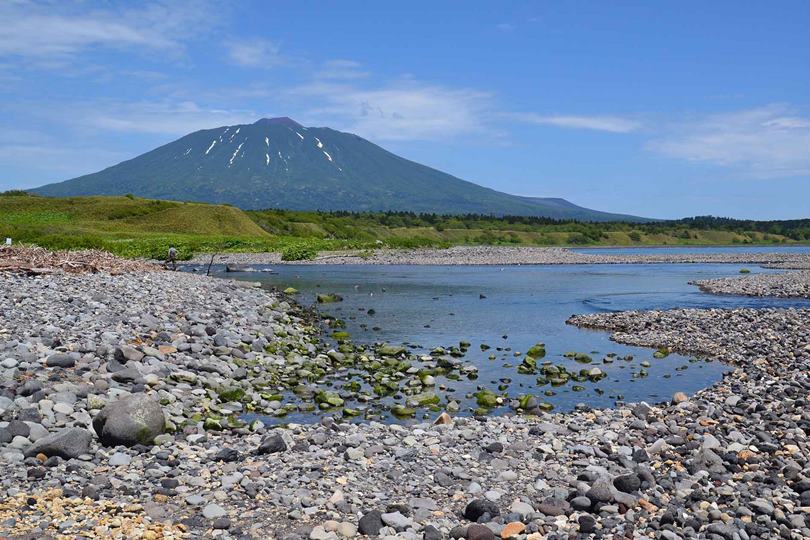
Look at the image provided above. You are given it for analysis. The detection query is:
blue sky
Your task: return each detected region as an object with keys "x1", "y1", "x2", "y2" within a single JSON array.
[{"x1": 1, "y1": 1, "x2": 809, "y2": 219}]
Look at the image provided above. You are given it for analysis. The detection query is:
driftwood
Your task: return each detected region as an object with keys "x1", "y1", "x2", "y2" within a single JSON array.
[{"x1": 0, "y1": 245, "x2": 160, "y2": 275}]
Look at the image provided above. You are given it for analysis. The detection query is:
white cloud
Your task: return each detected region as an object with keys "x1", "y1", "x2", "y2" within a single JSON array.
[
  {"x1": 510, "y1": 113, "x2": 641, "y2": 133},
  {"x1": 81, "y1": 100, "x2": 258, "y2": 135},
  {"x1": 648, "y1": 104, "x2": 810, "y2": 178},
  {"x1": 0, "y1": 1, "x2": 217, "y2": 65},
  {"x1": 226, "y1": 39, "x2": 283, "y2": 68},
  {"x1": 316, "y1": 59, "x2": 369, "y2": 80},
  {"x1": 294, "y1": 81, "x2": 492, "y2": 141},
  {"x1": 496, "y1": 23, "x2": 515, "y2": 32},
  {"x1": 0, "y1": 143, "x2": 128, "y2": 179}
]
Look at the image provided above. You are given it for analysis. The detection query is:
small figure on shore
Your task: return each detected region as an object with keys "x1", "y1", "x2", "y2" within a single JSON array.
[{"x1": 167, "y1": 245, "x2": 178, "y2": 270}]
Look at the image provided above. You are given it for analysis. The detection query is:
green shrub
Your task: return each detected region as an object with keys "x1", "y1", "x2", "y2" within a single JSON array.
[
  {"x1": 281, "y1": 242, "x2": 318, "y2": 261},
  {"x1": 566, "y1": 232, "x2": 591, "y2": 245}
]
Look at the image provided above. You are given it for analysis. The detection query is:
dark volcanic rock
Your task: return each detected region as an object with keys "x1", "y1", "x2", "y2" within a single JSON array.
[
  {"x1": 464, "y1": 499, "x2": 500, "y2": 521},
  {"x1": 613, "y1": 473, "x2": 642, "y2": 493},
  {"x1": 23, "y1": 427, "x2": 92, "y2": 459},
  {"x1": 257, "y1": 433, "x2": 287, "y2": 454},
  {"x1": 358, "y1": 510, "x2": 383, "y2": 536}
]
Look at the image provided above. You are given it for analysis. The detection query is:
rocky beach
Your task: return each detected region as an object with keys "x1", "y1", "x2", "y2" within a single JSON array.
[
  {"x1": 1, "y1": 247, "x2": 809, "y2": 539},
  {"x1": 693, "y1": 271, "x2": 810, "y2": 299},
  {"x1": 190, "y1": 246, "x2": 810, "y2": 267}
]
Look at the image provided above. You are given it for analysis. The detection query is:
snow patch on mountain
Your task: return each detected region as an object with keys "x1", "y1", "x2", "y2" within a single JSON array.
[{"x1": 229, "y1": 141, "x2": 245, "y2": 166}]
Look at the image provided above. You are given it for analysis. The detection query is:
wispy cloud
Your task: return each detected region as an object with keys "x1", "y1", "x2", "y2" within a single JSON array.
[
  {"x1": 509, "y1": 113, "x2": 642, "y2": 133},
  {"x1": 226, "y1": 38, "x2": 283, "y2": 68},
  {"x1": 496, "y1": 23, "x2": 515, "y2": 32},
  {"x1": 648, "y1": 104, "x2": 810, "y2": 178},
  {"x1": 294, "y1": 80, "x2": 492, "y2": 140},
  {"x1": 27, "y1": 99, "x2": 258, "y2": 136},
  {"x1": 316, "y1": 60, "x2": 369, "y2": 80},
  {"x1": 0, "y1": 143, "x2": 129, "y2": 180},
  {"x1": 0, "y1": 1, "x2": 218, "y2": 66}
]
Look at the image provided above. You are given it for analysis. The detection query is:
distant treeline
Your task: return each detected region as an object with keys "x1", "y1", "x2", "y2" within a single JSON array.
[
  {"x1": 671, "y1": 216, "x2": 810, "y2": 239},
  {"x1": 250, "y1": 209, "x2": 810, "y2": 242}
]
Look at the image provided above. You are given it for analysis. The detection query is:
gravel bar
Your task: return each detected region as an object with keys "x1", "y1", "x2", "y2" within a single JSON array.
[
  {"x1": 693, "y1": 270, "x2": 810, "y2": 299},
  {"x1": 189, "y1": 246, "x2": 810, "y2": 267}
]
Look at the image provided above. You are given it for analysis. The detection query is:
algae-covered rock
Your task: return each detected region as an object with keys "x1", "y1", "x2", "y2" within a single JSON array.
[
  {"x1": 526, "y1": 343, "x2": 546, "y2": 358},
  {"x1": 218, "y1": 387, "x2": 245, "y2": 402},
  {"x1": 474, "y1": 390, "x2": 500, "y2": 408},
  {"x1": 588, "y1": 367, "x2": 606, "y2": 381},
  {"x1": 518, "y1": 394, "x2": 538, "y2": 410},
  {"x1": 407, "y1": 391, "x2": 440, "y2": 407},
  {"x1": 377, "y1": 344, "x2": 406, "y2": 356},
  {"x1": 518, "y1": 356, "x2": 538, "y2": 374},
  {"x1": 574, "y1": 353, "x2": 593, "y2": 363},
  {"x1": 204, "y1": 417, "x2": 223, "y2": 431},
  {"x1": 315, "y1": 391, "x2": 344, "y2": 408},
  {"x1": 391, "y1": 405, "x2": 416, "y2": 418}
]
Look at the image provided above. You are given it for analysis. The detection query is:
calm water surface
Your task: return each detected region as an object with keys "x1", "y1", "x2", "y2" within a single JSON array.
[{"x1": 208, "y1": 260, "x2": 809, "y2": 421}]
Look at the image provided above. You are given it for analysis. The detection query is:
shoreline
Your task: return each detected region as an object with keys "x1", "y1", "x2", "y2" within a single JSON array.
[
  {"x1": 1, "y1": 252, "x2": 809, "y2": 539},
  {"x1": 188, "y1": 245, "x2": 810, "y2": 267},
  {"x1": 692, "y1": 270, "x2": 810, "y2": 299}
]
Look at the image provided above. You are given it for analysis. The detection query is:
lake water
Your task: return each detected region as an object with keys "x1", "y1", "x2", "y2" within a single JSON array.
[{"x1": 208, "y1": 258, "x2": 810, "y2": 422}]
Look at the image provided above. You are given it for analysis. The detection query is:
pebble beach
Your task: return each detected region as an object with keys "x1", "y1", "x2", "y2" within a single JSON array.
[
  {"x1": 190, "y1": 245, "x2": 810, "y2": 267},
  {"x1": 1, "y1": 247, "x2": 809, "y2": 539}
]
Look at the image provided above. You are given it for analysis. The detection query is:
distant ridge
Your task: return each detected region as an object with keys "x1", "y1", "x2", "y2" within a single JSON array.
[{"x1": 33, "y1": 118, "x2": 649, "y2": 221}]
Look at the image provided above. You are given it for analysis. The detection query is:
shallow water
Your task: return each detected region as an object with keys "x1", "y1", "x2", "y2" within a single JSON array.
[{"x1": 207, "y1": 262, "x2": 809, "y2": 423}]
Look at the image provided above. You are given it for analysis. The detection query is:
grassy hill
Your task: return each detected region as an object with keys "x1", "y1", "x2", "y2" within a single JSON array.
[
  {"x1": 0, "y1": 194, "x2": 283, "y2": 259},
  {"x1": 1, "y1": 193, "x2": 807, "y2": 260}
]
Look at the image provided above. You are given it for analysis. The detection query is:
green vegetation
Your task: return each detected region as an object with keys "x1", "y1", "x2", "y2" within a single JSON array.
[
  {"x1": 280, "y1": 242, "x2": 319, "y2": 261},
  {"x1": 249, "y1": 209, "x2": 810, "y2": 246},
  {"x1": 0, "y1": 194, "x2": 354, "y2": 259},
  {"x1": 1, "y1": 193, "x2": 808, "y2": 259}
]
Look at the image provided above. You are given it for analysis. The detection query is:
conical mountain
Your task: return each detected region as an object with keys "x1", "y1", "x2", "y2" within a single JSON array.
[{"x1": 33, "y1": 117, "x2": 645, "y2": 221}]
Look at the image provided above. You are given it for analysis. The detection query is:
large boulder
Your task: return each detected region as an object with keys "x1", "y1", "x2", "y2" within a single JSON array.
[
  {"x1": 24, "y1": 427, "x2": 92, "y2": 459},
  {"x1": 93, "y1": 395, "x2": 166, "y2": 447}
]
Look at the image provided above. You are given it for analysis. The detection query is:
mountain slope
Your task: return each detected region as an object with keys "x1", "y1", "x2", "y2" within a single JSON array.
[{"x1": 33, "y1": 117, "x2": 648, "y2": 221}]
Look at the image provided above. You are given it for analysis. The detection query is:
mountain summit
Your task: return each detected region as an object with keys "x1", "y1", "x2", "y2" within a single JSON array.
[{"x1": 33, "y1": 118, "x2": 645, "y2": 220}]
